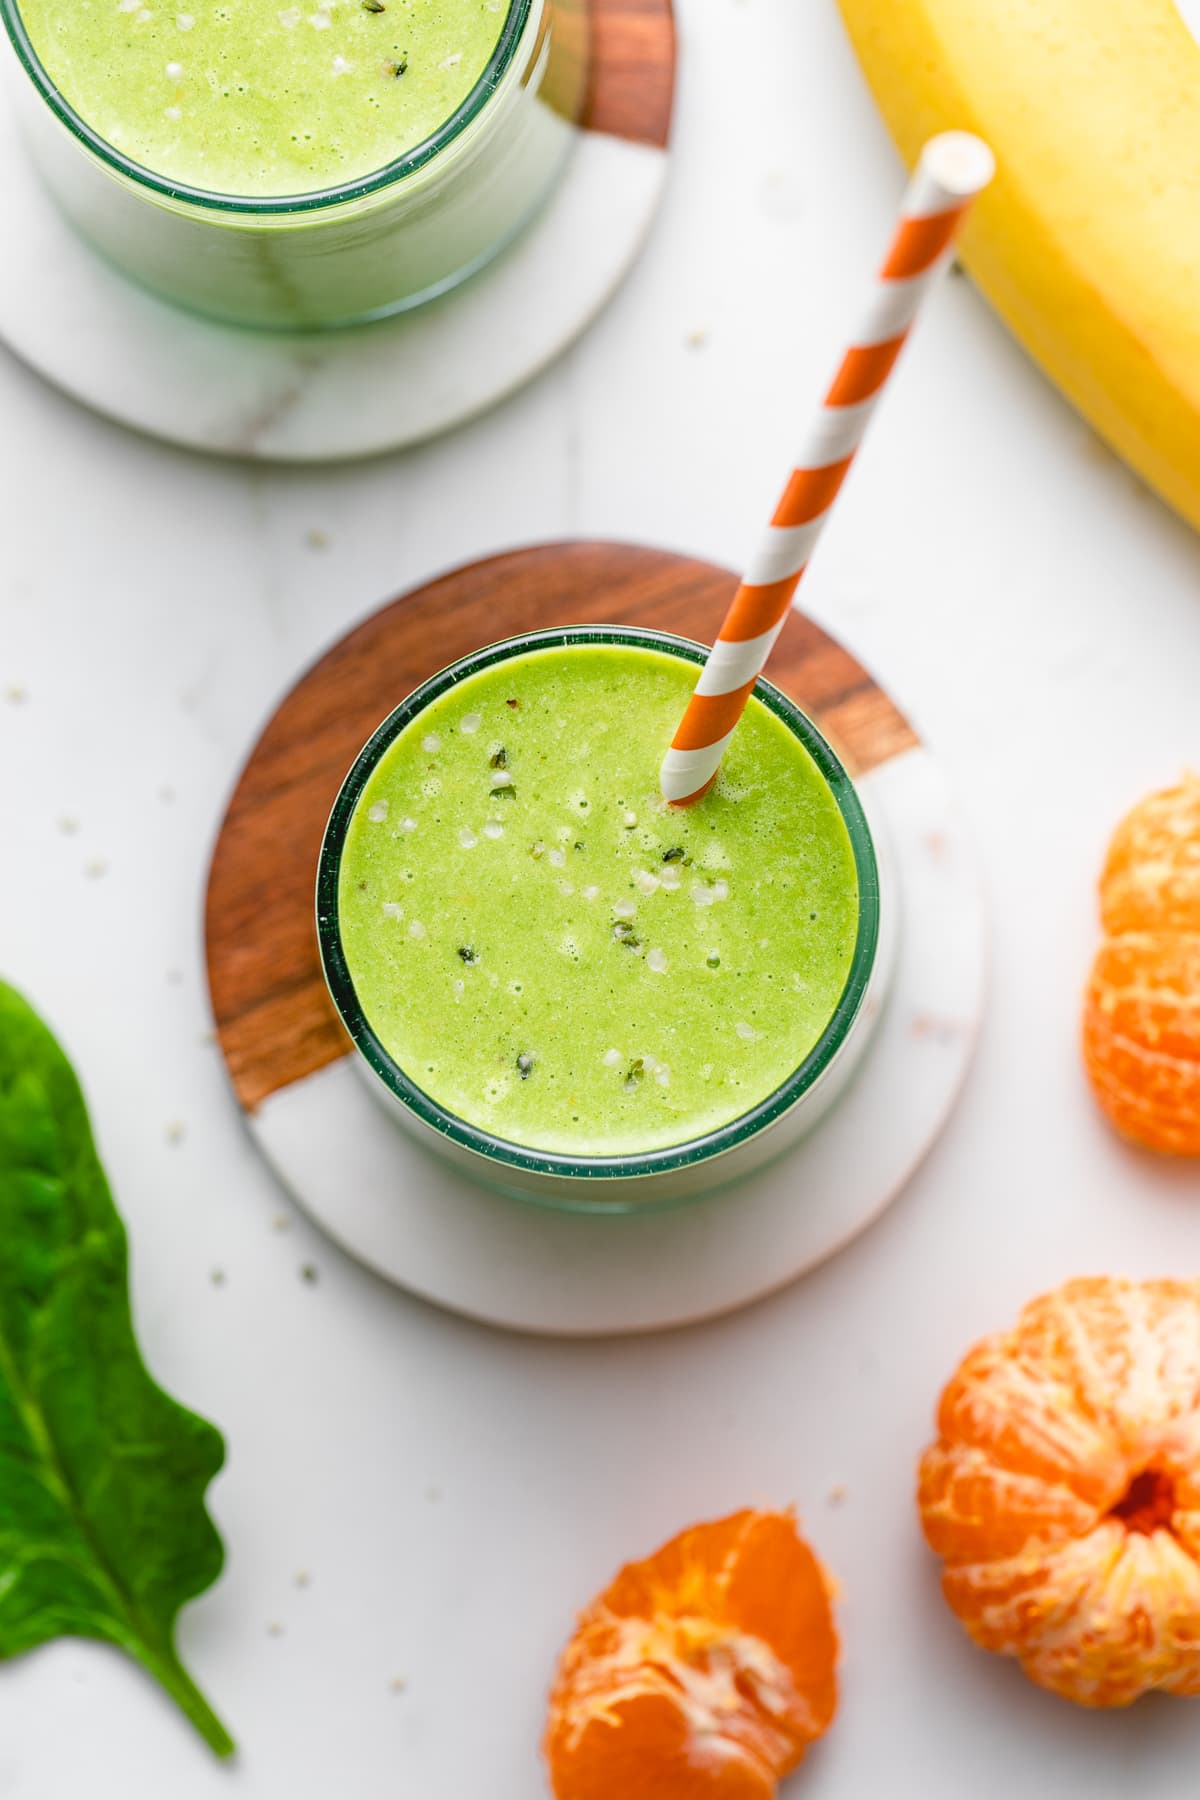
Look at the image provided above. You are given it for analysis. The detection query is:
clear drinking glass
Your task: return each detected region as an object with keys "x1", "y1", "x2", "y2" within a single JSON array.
[
  {"x1": 316, "y1": 626, "x2": 891, "y2": 1213},
  {"x1": 0, "y1": 0, "x2": 588, "y2": 328}
]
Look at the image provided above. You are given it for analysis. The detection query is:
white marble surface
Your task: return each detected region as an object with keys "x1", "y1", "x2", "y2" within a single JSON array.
[{"x1": 1, "y1": 1, "x2": 1199, "y2": 1795}]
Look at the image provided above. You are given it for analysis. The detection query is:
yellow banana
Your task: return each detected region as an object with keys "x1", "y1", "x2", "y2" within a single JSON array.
[{"x1": 836, "y1": 0, "x2": 1200, "y2": 531}]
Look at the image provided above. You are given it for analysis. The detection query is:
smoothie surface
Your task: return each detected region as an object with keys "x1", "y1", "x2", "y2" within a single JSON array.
[
  {"x1": 335, "y1": 644, "x2": 862, "y2": 1157},
  {"x1": 17, "y1": 0, "x2": 508, "y2": 195}
]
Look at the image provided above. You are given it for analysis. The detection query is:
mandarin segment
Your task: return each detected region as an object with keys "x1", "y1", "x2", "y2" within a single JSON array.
[
  {"x1": 1099, "y1": 774, "x2": 1200, "y2": 937},
  {"x1": 919, "y1": 1277, "x2": 1200, "y2": 1708},
  {"x1": 1083, "y1": 935, "x2": 1200, "y2": 1155},
  {"x1": 935, "y1": 1339, "x2": 1126, "y2": 1506},
  {"x1": 1083, "y1": 776, "x2": 1200, "y2": 1155},
  {"x1": 918, "y1": 1443, "x2": 1099, "y2": 1562},
  {"x1": 544, "y1": 1510, "x2": 838, "y2": 1800},
  {"x1": 1014, "y1": 1277, "x2": 1200, "y2": 1466}
]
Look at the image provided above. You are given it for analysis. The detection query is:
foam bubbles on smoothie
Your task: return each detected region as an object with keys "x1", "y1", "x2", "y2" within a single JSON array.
[
  {"x1": 483, "y1": 821, "x2": 504, "y2": 840},
  {"x1": 700, "y1": 842, "x2": 732, "y2": 870},
  {"x1": 460, "y1": 713, "x2": 481, "y2": 735},
  {"x1": 367, "y1": 799, "x2": 388, "y2": 823},
  {"x1": 458, "y1": 828, "x2": 477, "y2": 849},
  {"x1": 421, "y1": 733, "x2": 442, "y2": 754}
]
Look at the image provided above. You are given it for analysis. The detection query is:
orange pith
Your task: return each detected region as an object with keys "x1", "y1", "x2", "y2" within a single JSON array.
[
  {"x1": 1082, "y1": 773, "x2": 1200, "y2": 1155},
  {"x1": 918, "y1": 1277, "x2": 1200, "y2": 1709},
  {"x1": 544, "y1": 1510, "x2": 838, "y2": 1799}
]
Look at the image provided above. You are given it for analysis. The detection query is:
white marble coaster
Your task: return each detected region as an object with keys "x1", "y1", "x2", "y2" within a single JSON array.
[
  {"x1": 0, "y1": 47, "x2": 670, "y2": 461},
  {"x1": 250, "y1": 745, "x2": 986, "y2": 1335}
]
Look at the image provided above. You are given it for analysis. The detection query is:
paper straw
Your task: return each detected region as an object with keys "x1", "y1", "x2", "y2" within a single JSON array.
[{"x1": 660, "y1": 131, "x2": 995, "y2": 806}]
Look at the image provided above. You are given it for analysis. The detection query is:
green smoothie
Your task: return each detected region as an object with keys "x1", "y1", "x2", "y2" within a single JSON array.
[
  {"x1": 15, "y1": 0, "x2": 508, "y2": 194},
  {"x1": 334, "y1": 644, "x2": 861, "y2": 1158}
]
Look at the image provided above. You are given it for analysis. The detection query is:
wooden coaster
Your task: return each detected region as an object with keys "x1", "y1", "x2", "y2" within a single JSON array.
[
  {"x1": 0, "y1": 1, "x2": 675, "y2": 459},
  {"x1": 203, "y1": 543, "x2": 985, "y2": 1336},
  {"x1": 585, "y1": 0, "x2": 675, "y2": 147},
  {"x1": 204, "y1": 540, "x2": 985, "y2": 1332},
  {"x1": 208, "y1": 542, "x2": 917, "y2": 1114}
]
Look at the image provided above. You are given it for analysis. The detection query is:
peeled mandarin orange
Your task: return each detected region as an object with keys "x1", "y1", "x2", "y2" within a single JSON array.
[
  {"x1": 1082, "y1": 774, "x2": 1200, "y2": 1155},
  {"x1": 919, "y1": 1276, "x2": 1200, "y2": 1708},
  {"x1": 544, "y1": 1510, "x2": 838, "y2": 1799}
]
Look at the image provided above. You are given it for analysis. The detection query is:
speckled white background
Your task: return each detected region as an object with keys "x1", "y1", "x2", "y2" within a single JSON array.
[{"x1": 2, "y1": 0, "x2": 1199, "y2": 1793}]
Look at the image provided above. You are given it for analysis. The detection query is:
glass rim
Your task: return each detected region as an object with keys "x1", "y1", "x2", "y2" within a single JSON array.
[
  {"x1": 316, "y1": 625, "x2": 882, "y2": 1185},
  {"x1": 0, "y1": 0, "x2": 532, "y2": 215}
]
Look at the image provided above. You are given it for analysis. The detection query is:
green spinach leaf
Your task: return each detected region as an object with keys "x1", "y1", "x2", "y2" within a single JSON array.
[{"x1": 0, "y1": 980, "x2": 233, "y2": 1756}]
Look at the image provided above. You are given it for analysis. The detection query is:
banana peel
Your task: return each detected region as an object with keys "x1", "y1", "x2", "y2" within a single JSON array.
[{"x1": 837, "y1": 0, "x2": 1200, "y2": 531}]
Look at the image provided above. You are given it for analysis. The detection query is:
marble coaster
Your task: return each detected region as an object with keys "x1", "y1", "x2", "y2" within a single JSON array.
[
  {"x1": 206, "y1": 543, "x2": 986, "y2": 1336},
  {"x1": 0, "y1": 0, "x2": 674, "y2": 460}
]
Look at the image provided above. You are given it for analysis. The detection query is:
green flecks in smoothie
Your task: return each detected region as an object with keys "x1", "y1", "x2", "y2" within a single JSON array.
[
  {"x1": 16, "y1": 0, "x2": 508, "y2": 195},
  {"x1": 337, "y1": 645, "x2": 861, "y2": 1157}
]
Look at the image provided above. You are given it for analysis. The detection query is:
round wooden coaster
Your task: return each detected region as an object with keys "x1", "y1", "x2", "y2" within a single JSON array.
[
  {"x1": 206, "y1": 542, "x2": 985, "y2": 1334},
  {"x1": 0, "y1": 0, "x2": 674, "y2": 460}
]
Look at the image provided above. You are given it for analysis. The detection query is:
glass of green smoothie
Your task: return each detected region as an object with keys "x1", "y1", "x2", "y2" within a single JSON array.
[
  {"x1": 316, "y1": 626, "x2": 888, "y2": 1212},
  {"x1": 0, "y1": 0, "x2": 587, "y2": 327}
]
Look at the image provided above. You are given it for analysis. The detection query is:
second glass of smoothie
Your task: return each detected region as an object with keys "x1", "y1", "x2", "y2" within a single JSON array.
[
  {"x1": 317, "y1": 627, "x2": 887, "y2": 1211},
  {"x1": 0, "y1": 0, "x2": 588, "y2": 326}
]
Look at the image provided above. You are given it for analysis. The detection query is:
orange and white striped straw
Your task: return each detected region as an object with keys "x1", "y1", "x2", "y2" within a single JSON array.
[{"x1": 660, "y1": 131, "x2": 995, "y2": 806}]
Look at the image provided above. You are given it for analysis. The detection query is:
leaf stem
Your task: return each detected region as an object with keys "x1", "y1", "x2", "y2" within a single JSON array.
[{"x1": 135, "y1": 1642, "x2": 236, "y2": 1758}]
